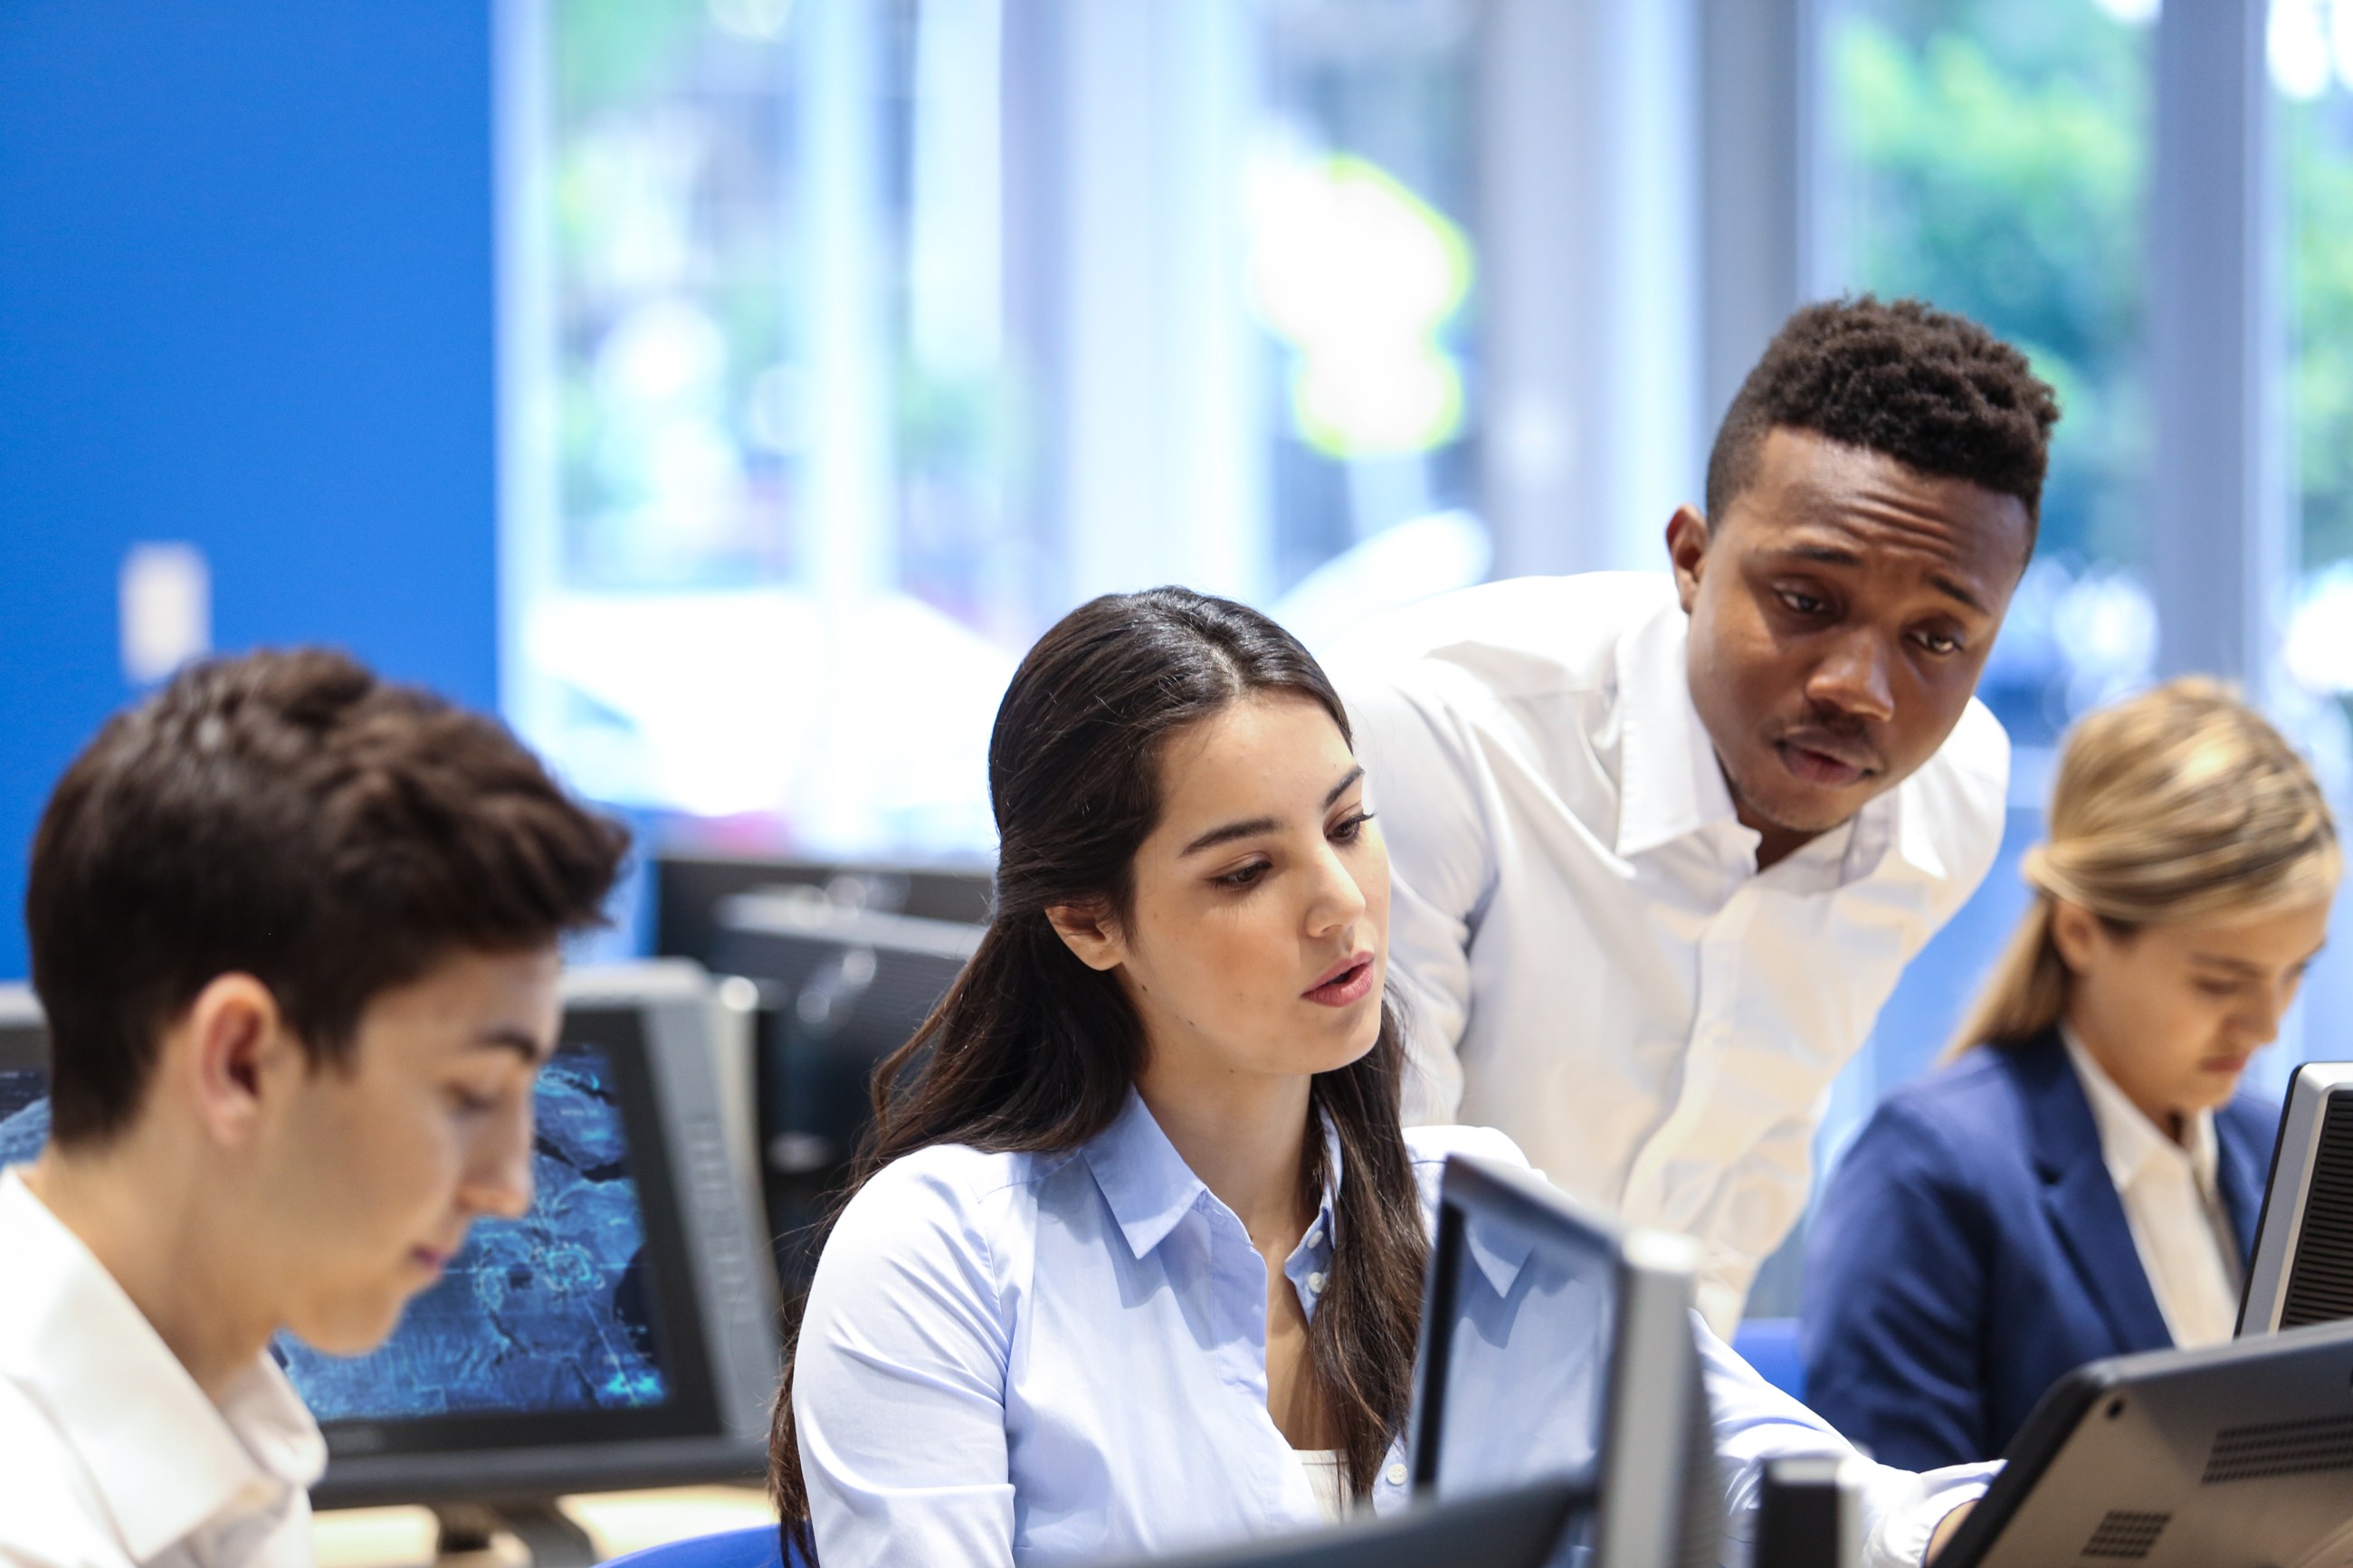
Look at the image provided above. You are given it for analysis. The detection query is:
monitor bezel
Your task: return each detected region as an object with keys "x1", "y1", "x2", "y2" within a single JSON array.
[
  {"x1": 1407, "y1": 1153, "x2": 1714, "y2": 1568},
  {"x1": 2236, "y1": 1060, "x2": 2353, "y2": 1336}
]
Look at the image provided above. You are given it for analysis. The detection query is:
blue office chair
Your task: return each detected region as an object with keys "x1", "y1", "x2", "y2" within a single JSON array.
[
  {"x1": 597, "y1": 1525, "x2": 802, "y2": 1568},
  {"x1": 1732, "y1": 1316, "x2": 1806, "y2": 1404}
]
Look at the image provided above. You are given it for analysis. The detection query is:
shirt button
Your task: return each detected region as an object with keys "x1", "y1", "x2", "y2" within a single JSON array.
[
  {"x1": 1386, "y1": 1463, "x2": 1408, "y2": 1487},
  {"x1": 1307, "y1": 1270, "x2": 1328, "y2": 1293}
]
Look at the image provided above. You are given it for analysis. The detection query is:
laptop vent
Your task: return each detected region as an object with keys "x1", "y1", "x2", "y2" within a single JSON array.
[
  {"x1": 2203, "y1": 1412, "x2": 2353, "y2": 1484},
  {"x1": 2081, "y1": 1510, "x2": 2169, "y2": 1560},
  {"x1": 2282, "y1": 1097, "x2": 2353, "y2": 1328}
]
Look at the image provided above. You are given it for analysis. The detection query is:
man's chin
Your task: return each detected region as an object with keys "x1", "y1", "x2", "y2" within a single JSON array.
[
  {"x1": 1732, "y1": 773, "x2": 1871, "y2": 842},
  {"x1": 290, "y1": 1295, "x2": 417, "y2": 1359}
]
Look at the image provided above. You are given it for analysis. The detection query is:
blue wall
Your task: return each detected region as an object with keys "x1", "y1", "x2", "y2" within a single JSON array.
[{"x1": 0, "y1": 3, "x2": 499, "y2": 977}]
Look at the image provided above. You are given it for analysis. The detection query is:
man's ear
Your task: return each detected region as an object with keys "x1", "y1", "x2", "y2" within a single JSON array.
[
  {"x1": 1666, "y1": 504, "x2": 1710, "y2": 613},
  {"x1": 176, "y1": 974, "x2": 302, "y2": 1147},
  {"x1": 1045, "y1": 902, "x2": 1127, "y2": 973}
]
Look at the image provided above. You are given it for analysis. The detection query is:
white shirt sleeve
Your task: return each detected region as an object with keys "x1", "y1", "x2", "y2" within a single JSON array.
[
  {"x1": 1700, "y1": 1323, "x2": 1994, "y2": 1568},
  {"x1": 792, "y1": 1161, "x2": 1018, "y2": 1568},
  {"x1": 1341, "y1": 665, "x2": 1501, "y2": 1126},
  {"x1": 1686, "y1": 1099, "x2": 1823, "y2": 1338}
]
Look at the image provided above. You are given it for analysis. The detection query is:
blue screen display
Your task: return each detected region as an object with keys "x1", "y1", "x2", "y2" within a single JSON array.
[{"x1": 0, "y1": 1040, "x2": 670, "y2": 1423}]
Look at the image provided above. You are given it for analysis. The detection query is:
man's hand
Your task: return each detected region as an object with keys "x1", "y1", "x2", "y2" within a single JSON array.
[{"x1": 1927, "y1": 1500, "x2": 1976, "y2": 1563}]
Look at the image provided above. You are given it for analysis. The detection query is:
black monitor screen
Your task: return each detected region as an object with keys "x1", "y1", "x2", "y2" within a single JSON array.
[
  {"x1": 0, "y1": 1002, "x2": 721, "y2": 1457},
  {"x1": 1420, "y1": 1190, "x2": 1617, "y2": 1500}
]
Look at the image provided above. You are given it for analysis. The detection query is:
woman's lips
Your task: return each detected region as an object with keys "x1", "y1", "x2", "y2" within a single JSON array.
[{"x1": 1304, "y1": 955, "x2": 1377, "y2": 1008}]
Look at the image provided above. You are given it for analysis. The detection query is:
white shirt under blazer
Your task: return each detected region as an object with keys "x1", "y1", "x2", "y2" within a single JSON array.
[{"x1": 1326, "y1": 574, "x2": 2010, "y2": 1331}]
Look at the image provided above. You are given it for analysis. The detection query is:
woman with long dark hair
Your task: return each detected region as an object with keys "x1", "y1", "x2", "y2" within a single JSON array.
[{"x1": 774, "y1": 588, "x2": 1989, "y2": 1567}]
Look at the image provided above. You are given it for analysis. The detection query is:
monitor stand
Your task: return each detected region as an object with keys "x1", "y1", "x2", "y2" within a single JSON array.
[{"x1": 431, "y1": 1501, "x2": 597, "y2": 1568}]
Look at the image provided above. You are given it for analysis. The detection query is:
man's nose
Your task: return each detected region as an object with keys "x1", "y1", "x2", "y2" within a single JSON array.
[
  {"x1": 1809, "y1": 630, "x2": 1896, "y2": 723},
  {"x1": 462, "y1": 1102, "x2": 537, "y2": 1219}
]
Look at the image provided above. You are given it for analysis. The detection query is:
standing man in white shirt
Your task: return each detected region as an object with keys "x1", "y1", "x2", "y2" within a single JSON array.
[
  {"x1": 0, "y1": 649, "x2": 625, "y2": 1568},
  {"x1": 1327, "y1": 297, "x2": 2058, "y2": 1333}
]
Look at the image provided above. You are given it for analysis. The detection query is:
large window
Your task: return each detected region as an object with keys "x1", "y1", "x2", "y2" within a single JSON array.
[
  {"x1": 2277, "y1": 0, "x2": 2353, "y2": 772},
  {"x1": 503, "y1": 0, "x2": 1489, "y2": 858},
  {"x1": 1813, "y1": 0, "x2": 2158, "y2": 1119}
]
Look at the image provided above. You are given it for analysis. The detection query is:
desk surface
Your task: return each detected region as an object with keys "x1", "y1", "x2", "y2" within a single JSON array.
[{"x1": 314, "y1": 1486, "x2": 776, "y2": 1568}]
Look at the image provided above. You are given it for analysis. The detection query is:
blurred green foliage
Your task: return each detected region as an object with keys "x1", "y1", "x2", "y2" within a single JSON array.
[
  {"x1": 2290, "y1": 96, "x2": 2353, "y2": 569},
  {"x1": 1829, "y1": 0, "x2": 2148, "y2": 566}
]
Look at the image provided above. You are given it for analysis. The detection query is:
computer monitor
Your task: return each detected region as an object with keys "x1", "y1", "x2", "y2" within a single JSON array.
[
  {"x1": 2237, "y1": 1060, "x2": 2353, "y2": 1335},
  {"x1": 710, "y1": 889, "x2": 979, "y2": 1297},
  {"x1": 1934, "y1": 1317, "x2": 2353, "y2": 1567},
  {"x1": 1096, "y1": 1477, "x2": 1585, "y2": 1568},
  {"x1": 1408, "y1": 1154, "x2": 1723, "y2": 1568},
  {"x1": 655, "y1": 852, "x2": 993, "y2": 971},
  {"x1": 0, "y1": 963, "x2": 779, "y2": 1563},
  {"x1": 0, "y1": 985, "x2": 46, "y2": 1164}
]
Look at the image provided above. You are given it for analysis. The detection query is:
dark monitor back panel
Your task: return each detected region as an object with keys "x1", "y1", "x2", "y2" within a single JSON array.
[
  {"x1": 1939, "y1": 1318, "x2": 2353, "y2": 1568},
  {"x1": 710, "y1": 905, "x2": 976, "y2": 1299}
]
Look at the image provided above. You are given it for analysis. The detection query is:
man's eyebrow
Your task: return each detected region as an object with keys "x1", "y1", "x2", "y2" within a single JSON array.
[
  {"x1": 1177, "y1": 765, "x2": 1367, "y2": 859},
  {"x1": 473, "y1": 1027, "x2": 552, "y2": 1064},
  {"x1": 1766, "y1": 544, "x2": 1990, "y2": 615},
  {"x1": 1929, "y1": 574, "x2": 1990, "y2": 616}
]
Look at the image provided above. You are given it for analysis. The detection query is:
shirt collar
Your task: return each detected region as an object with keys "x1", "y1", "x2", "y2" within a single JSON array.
[
  {"x1": 1611, "y1": 594, "x2": 1924, "y2": 887},
  {"x1": 1614, "y1": 597, "x2": 1744, "y2": 861},
  {"x1": 0, "y1": 1167, "x2": 327, "y2": 1561},
  {"x1": 1082, "y1": 1091, "x2": 1346, "y2": 1264},
  {"x1": 2060, "y1": 1026, "x2": 2220, "y2": 1195}
]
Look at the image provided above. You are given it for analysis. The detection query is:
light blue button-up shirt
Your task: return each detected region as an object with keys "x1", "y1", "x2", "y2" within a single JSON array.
[{"x1": 792, "y1": 1092, "x2": 1993, "y2": 1568}]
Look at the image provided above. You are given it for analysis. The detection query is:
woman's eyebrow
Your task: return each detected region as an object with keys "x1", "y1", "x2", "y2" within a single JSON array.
[{"x1": 1177, "y1": 765, "x2": 1367, "y2": 859}]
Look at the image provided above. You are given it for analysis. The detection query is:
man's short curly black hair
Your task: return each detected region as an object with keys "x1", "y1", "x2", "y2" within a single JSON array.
[{"x1": 1705, "y1": 295, "x2": 2062, "y2": 550}]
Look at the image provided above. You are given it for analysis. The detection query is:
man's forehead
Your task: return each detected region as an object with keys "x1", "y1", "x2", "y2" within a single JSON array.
[{"x1": 1733, "y1": 434, "x2": 2031, "y2": 584}]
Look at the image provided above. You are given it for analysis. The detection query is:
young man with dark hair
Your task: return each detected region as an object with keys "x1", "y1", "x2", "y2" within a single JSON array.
[
  {"x1": 0, "y1": 649, "x2": 627, "y2": 1568},
  {"x1": 1329, "y1": 296, "x2": 2059, "y2": 1335}
]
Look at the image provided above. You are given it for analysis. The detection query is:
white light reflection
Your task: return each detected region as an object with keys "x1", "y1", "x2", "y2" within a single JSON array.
[{"x1": 2272, "y1": 0, "x2": 2333, "y2": 101}]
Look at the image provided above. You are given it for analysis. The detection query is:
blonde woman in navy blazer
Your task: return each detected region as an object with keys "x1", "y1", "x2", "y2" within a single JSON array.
[{"x1": 1802, "y1": 680, "x2": 2339, "y2": 1469}]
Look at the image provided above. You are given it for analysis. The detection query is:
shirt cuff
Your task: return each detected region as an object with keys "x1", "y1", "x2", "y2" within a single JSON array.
[
  {"x1": 1862, "y1": 1459, "x2": 1999, "y2": 1568},
  {"x1": 1695, "y1": 1275, "x2": 1748, "y2": 1343}
]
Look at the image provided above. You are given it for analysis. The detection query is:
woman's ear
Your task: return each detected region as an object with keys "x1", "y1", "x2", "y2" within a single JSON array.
[
  {"x1": 2048, "y1": 898, "x2": 2102, "y2": 976},
  {"x1": 1046, "y1": 901, "x2": 1127, "y2": 973}
]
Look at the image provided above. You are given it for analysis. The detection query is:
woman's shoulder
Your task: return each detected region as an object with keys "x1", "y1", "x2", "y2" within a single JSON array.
[
  {"x1": 1402, "y1": 1121, "x2": 1531, "y2": 1173},
  {"x1": 1400, "y1": 1124, "x2": 1532, "y2": 1229},
  {"x1": 1837, "y1": 1044, "x2": 2059, "y2": 1196},
  {"x1": 828, "y1": 1142, "x2": 1081, "y2": 1258}
]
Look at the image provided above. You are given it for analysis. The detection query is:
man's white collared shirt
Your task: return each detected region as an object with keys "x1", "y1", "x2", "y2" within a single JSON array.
[
  {"x1": 1327, "y1": 574, "x2": 2009, "y2": 1332},
  {"x1": 2059, "y1": 1029, "x2": 2243, "y2": 1348},
  {"x1": 0, "y1": 1166, "x2": 327, "y2": 1568}
]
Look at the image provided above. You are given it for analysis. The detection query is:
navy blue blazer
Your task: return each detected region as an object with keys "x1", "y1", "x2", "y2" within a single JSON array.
[{"x1": 1799, "y1": 1031, "x2": 2275, "y2": 1470}]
